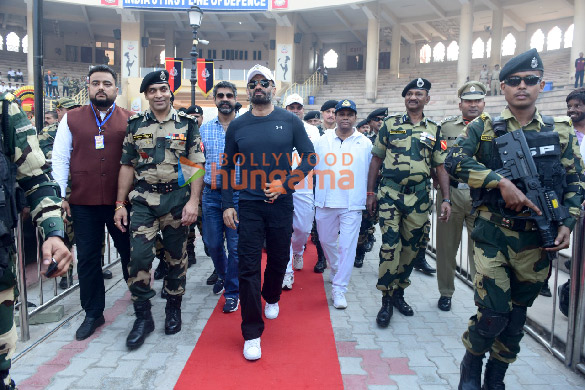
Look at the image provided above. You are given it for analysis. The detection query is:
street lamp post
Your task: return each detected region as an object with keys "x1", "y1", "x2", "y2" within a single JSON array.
[{"x1": 188, "y1": 6, "x2": 203, "y2": 106}]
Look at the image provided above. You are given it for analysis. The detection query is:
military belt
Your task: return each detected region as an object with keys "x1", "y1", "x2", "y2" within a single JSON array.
[
  {"x1": 135, "y1": 181, "x2": 181, "y2": 194},
  {"x1": 381, "y1": 178, "x2": 429, "y2": 195},
  {"x1": 478, "y1": 211, "x2": 537, "y2": 232},
  {"x1": 450, "y1": 180, "x2": 470, "y2": 190}
]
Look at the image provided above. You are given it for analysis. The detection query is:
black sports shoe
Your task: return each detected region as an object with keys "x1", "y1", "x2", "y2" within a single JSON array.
[
  {"x1": 213, "y1": 278, "x2": 225, "y2": 295},
  {"x1": 223, "y1": 297, "x2": 239, "y2": 313},
  {"x1": 206, "y1": 270, "x2": 218, "y2": 285}
]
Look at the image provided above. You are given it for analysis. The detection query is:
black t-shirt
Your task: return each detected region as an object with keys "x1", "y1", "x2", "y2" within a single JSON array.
[{"x1": 221, "y1": 106, "x2": 315, "y2": 207}]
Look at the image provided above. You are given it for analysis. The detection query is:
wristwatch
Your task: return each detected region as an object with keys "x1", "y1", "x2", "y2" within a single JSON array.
[{"x1": 442, "y1": 199, "x2": 452, "y2": 205}]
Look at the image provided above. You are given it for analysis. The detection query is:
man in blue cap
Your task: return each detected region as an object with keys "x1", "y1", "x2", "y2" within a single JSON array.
[{"x1": 446, "y1": 48, "x2": 584, "y2": 389}]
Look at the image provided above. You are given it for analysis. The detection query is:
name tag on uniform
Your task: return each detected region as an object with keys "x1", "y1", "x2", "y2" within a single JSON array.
[
  {"x1": 95, "y1": 135, "x2": 104, "y2": 149},
  {"x1": 481, "y1": 135, "x2": 494, "y2": 141},
  {"x1": 133, "y1": 133, "x2": 153, "y2": 141},
  {"x1": 390, "y1": 129, "x2": 406, "y2": 134}
]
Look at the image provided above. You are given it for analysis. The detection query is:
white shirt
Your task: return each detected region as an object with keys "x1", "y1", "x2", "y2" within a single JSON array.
[
  {"x1": 7, "y1": 70, "x2": 15, "y2": 77},
  {"x1": 52, "y1": 108, "x2": 110, "y2": 197},
  {"x1": 292, "y1": 121, "x2": 320, "y2": 194},
  {"x1": 314, "y1": 128, "x2": 372, "y2": 210}
]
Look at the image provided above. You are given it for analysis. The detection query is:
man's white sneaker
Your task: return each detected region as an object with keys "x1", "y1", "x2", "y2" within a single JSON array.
[
  {"x1": 332, "y1": 290, "x2": 347, "y2": 309},
  {"x1": 264, "y1": 302, "x2": 279, "y2": 319},
  {"x1": 293, "y1": 253, "x2": 304, "y2": 270},
  {"x1": 282, "y1": 272, "x2": 294, "y2": 290},
  {"x1": 243, "y1": 337, "x2": 261, "y2": 361}
]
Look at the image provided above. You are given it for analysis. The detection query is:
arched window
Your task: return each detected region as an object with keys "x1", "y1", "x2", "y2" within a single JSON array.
[
  {"x1": 6, "y1": 32, "x2": 20, "y2": 52},
  {"x1": 419, "y1": 44, "x2": 431, "y2": 63},
  {"x1": 22, "y1": 34, "x2": 28, "y2": 54},
  {"x1": 159, "y1": 49, "x2": 165, "y2": 65},
  {"x1": 446, "y1": 41, "x2": 459, "y2": 61},
  {"x1": 547, "y1": 26, "x2": 562, "y2": 51},
  {"x1": 486, "y1": 38, "x2": 491, "y2": 58},
  {"x1": 324, "y1": 49, "x2": 338, "y2": 68},
  {"x1": 472, "y1": 37, "x2": 484, "y2": 59},
  {"x1": 530, "y1": 29, "x2": 544, "y2": 52},
  {"x1": 565, "y1": 24, "x2": 574, "y2": 48},
  {"x1": 502, "y1": 33, "x2": 516, "y2": 56},
  {"x1": 433, "y1": 42, "x2": 445, "y2": 62}
]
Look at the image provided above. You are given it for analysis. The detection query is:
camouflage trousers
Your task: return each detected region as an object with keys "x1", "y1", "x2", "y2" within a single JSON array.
[
  {"x1": 155, "y1": 201, "x2": 202, "y2": 257},
  {"x1": 376, "y1": 186, "x2": 431, "y2": 296},
  {"x1": 128, "y1": 188, "x2": 190, "y2": 301},
  {"x1": 462, "y1": 217, "x2": 549, "y2": 364},
  {"x1": 0, "y1": 257, "x2": 18, "y2": 380},
  {"x1": 357, "y1": 207, "x2": 377, "y2": 247}
]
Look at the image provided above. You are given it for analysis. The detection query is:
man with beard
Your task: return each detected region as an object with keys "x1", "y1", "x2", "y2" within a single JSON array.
[
  {"x1": 44, "y1": 111, "x2": 57, "y2": 127},
  {"x1": 567, "y1": 88, "x2": 585, "y2": 160},
  {"x1": 53, "y1": 65, "x2": 132, "y2": 341},
  {"x1": 114, "y1": 70, "x2": 204, "y2": 349},
  {"x1": 200, "y1": 81, "x2": 241, "y2": 312},
  {"x1": 222, "y1": 65, "x2": 315, "y2": 360}
]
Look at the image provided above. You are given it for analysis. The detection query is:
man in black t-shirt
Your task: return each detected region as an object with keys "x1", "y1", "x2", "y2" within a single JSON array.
[{"x1": 222, "y1": 65, "x2": 315, "y2": 361}]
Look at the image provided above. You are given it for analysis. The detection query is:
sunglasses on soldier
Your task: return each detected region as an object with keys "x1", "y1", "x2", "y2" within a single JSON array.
[
  {"x1": 247, "y1": 79, "x2": 272, "y2": 89},
  {"x1": 504, "y1": 75, "x2": 542, "y2": 87}
]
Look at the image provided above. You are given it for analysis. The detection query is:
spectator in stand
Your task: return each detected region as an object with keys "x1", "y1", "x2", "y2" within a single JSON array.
[
  {"x1": 0, "y1": 71, "x2": 3, "y2": 81},
  {"x1": 62, "y1": 74, "x2": 71, "y2": 97},
  {"x1": 0, "y1": 82, "x2": 6, "y2": 93},
  {"x1": 575, "y1": 52, "x2": 585, "y2": 88},
  {"x1": 6, "y1": 83, "x2": 14, "y2": 93},
  {"x1": 51, "y1": 73, "x2": 60, "y2": 98},
  {"x1": 44, "y1": 71, "x2": 51, "y2": 97},
  {"x1": 7, "y1": 68, "x2": 15, "y2": 82},
  {"x1": 15, "y1": 69, "x2": 24, "y2": 83}
]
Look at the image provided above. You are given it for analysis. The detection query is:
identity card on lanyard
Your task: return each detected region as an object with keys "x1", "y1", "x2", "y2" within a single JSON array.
[{"x1": 91, "y1": 103, "x2": 115, "y2": 149}]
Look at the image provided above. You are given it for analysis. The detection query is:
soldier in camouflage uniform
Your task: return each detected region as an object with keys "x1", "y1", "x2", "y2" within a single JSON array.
[
  {"x1": 446, "y1": 49, "x2": 584, "y2": 390},
  {"x1": 435, "y1": 81, "x2": 486, "y2": 312},
  {"x1": 113, "y1": 70, "x2": 204, "y2": 350},
  {"x1": 0, "y1": 92, "x2": 73, "y2": 390},
  {"x1": 366, "y1": 78, "x2": 452, "y2": 329}
]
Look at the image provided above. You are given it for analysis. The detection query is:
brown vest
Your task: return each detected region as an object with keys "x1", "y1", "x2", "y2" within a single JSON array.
[{"x1": 67, "y1": 104, "x2": 132, "y2": 205}]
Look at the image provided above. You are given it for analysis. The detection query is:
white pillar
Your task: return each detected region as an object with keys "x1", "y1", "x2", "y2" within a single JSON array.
[
  {"x1": 365, "y1": 16, "x2": 379, "y2": 100},
  {"x1": 275, "y1": 25, "x2": 295, "y2": 85},
  {"x1": 489, "y1": 7, "x2": 503, "y2": 68},
  {"x1": 390, "y1": 24, "x2": 401, "y2": 77},
  {"x1": 165, "y1": 27, "x2": 175, "y2": 59},
  {"x1": 120, "y1": 10, "x2": 143, "y2": 110},
  {"x1": 26, "y1": 0, "x2": 34, "y2": 84},
  {"x1": 571, "y1": 0, "x2": 585, "y2": 78},
  {"x1": 457, "y1": 0, "x2": 474, "y2": 87}
]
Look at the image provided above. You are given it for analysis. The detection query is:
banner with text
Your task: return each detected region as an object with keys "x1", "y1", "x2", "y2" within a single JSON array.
[{"x1": 123, "y1": 0, "x2": 269, "y2": 11}]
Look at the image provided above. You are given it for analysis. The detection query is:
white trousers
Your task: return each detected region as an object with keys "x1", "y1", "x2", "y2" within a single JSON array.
[
  {"x1": 315, "y1": 207, "x2": 362, "y2": 294},
  {"x1": 286, "y1": 192, "x2": 315, "y2": 274}
]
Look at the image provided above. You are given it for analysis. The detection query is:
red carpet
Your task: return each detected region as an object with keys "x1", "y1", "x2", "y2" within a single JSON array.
[{"x1": 174, "y1": 241, "x2": 343, "y2": 390}]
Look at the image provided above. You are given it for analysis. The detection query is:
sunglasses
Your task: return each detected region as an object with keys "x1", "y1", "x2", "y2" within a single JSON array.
[
  {"x1": 504, "y1": 75, "x2": 542, "y2": 87},
  {"x1": 216, "y1": 92, "x2": 234, "y2": 99},
  {"x1": 370, "y1": 117, "x2": 383, "y2": 122},
  {"x1": 247, "y1": 79, "x2": 272, "y2": 89}
]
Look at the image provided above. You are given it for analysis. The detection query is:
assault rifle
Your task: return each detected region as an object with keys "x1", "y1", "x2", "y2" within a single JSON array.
[{"x1": 494, "y1": 129, "x2": 569, "y2": 248}]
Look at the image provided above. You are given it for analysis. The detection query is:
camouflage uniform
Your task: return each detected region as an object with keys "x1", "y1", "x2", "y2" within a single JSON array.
[
  {"x1": 0, "y1": 93, "x2": 64, "y2": 388},
  {"x1": 122, "y1": 107, "x2": 204, "y2": 301},
  {"x1": 435, "y1": 115, "x2": 476, "y2": 296},
  {"x1": 447, "y1": 108, "x2": 584, "y2": 364},
  {"x1": 373, "y1": 113, "x2": 446, "y2": 296}
]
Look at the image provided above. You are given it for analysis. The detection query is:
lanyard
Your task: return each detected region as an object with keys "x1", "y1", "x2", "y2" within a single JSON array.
[{"x1": 91, "y1": 103, "x2": 115, "y2": 135}]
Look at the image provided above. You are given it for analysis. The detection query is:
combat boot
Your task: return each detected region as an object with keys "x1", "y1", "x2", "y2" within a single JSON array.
[
  {"x1": 458, "y1": 351, "x2": 484, "y2": 390},
  {"x1": 126, "y1": 300, "x2": 155, "y2": 350},
  {"x1": 364, "y1": 233, "x2": 375, "y2": 252},
  {"x1": 165, "y1": 295, "x2": 182, "y2": 335},
  {"x1": 0, "y1": 370, "x2": 16, "y2": 390},
  {"x1": 393, "y1": 288, "x2": 414, "y2": 316},
  {"x1": 376, "y1": 294, "x2": 393, "y2": 328},
  {"x1": 313, "y1": 241, "x2": 327, "y2": 273},
  {"x1": 153, "y1": 259, "x2": 168, "y2": 280},
  {"x1": 354, "y1": 245, "x2": 365, "y2": 268},
  {"x1": 413, "y1": 249, "x2": 436, "y2": 275},
  {"x1": 482, "y1": 358, "x2": 508, "y2": 390},
  {"x1": 187, "y1": 240, "x2": 196, "y2": 268}
]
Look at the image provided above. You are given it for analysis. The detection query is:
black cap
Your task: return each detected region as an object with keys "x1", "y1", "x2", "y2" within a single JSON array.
[
  {"x1": 320, "y1": 99, "x2": 338, "y2": 112},
  {"x1": 178, "y1": 107, "x2": 187, "y2": 114},
  {"x1": 235, "y1": 102, "x2": 242, "y2": 113},
  {"x1": 367, "y1": 107, "x2": 388, "y2": 121},
  {"x1": 499, "y1": 48, "x2": 544, "y2": 81},
  {"x1": 140, "y1": 70, "x2": 170, "y2": 93},
  {"x1": 357, "y1": 119, "x2": 369, "y2": 129},
  {"x1": 304, "y1": 110, "x2": 320, "y2": 121},
  {"x1": 402, "y1": 78, "x2": 431, "y2": 97},
  {"x1": 186, "y1": 105, "x2": 203, "y2": 115}
]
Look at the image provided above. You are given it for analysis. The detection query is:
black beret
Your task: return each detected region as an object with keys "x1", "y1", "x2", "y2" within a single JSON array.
[
  {"x1": 499, "y1": 48, "x2": 543, "y2": 81},
  {"x1": 401, "y1": 78, "x2": 431, "y2": 97},
  {"x1": 304, "y1": 110, "x2": 320, "y2": 121},
  {"x1": 140, "y1": 70, "x2": 170, "y2": 93},
  {"x1": 356, "y1": 119, "x2": 369, "y2": 129},
  {"x1": 235, "y1": 102, "x2": 242, "y2": 113},
  {"x1": 367, "y1": 107, "x2": 388, "y2": 121},
  {"x1": 186, "y1": 105, "x2": 203, "y2": 115},
  {"x1": 320, "y1": 99, "x2": 338, "y2": 112}
]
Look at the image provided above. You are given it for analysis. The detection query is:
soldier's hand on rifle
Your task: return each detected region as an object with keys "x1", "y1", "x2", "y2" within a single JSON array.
[
  {"x1": 41, "y1": 237, "x2": 73, "y2": 278},
  {"x1": 545, "y1": 225, "x2": 571, "y2": 252},
  {"x1": 223, "y1": 207, "x2": 239, "y2": 230},
  {"x1": 498, "y1": 178, "x2": 542, "y2": 214}
]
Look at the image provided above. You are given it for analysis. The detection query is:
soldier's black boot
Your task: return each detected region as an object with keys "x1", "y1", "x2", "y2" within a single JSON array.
[
  {"x1": 126, "y1": 300, "x2": 155, "y2": 350},
  {"x1": 482, "y1": 358, "x2": 508, "y2": 390},
  {"x1": 187, "y1": 240, "x2": 196, "y2": 268},
  {"x1": 165, "y1": 295, "x2": 182, "y2": 335},
  {"x1": 354, "y1": 245, "x2": 365, "y2": 268},
  {"x1": 153, "y1": 259, "x2": 168, "y2": 280},
  {"x1": 0, "y1": 370, "x2": 16, "y2": 390},
  {"x1": 376, "y1": 294, "x2": 393, "y2": 328},
  {"x1": 413, "y1": 248, "x2": 436, "y2": 275},
  {"x1": 458, "y1": 351, "x2": 484, "y2": 390},
  {"x1": 393, "y1": 288, "x2": 414, "y2": 316},
  {"x1": 314, "y1": 241, "x2": 327, "y2": 273},
  {"x1": 539, "y1": 280, "x2": 552, "y2": 297},
  {"x1": 364, "y1": 233, "x2": 375, "y2": 252}
]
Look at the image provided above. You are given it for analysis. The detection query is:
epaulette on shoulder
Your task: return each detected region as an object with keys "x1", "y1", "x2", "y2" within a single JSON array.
[
  {"x1": 177, "y1": 111, "x2": 196, "y2": 121},
  {"x1": 127, "y1": 112, "x2": 144, "y2": 123},
  {"x1": 553, "y1": 115, "x2": 572, "y2": 125},
  {"x1": 426, "y1": 117, "x2": 437, "y2": 125},
  {"x1": 440, "y1": 116, "x2": 458, "y2": 126},
  {"x1": 479, "y1": 112, "x2": 491, "y2": 122}
]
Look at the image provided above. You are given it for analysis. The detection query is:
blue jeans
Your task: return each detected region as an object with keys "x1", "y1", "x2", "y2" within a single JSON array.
[{"x1": 202, "y1": 187, "x2": 239, "y2": 299}]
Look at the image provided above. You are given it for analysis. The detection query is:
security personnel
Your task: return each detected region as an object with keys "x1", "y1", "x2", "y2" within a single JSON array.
[
  {"x1": 0, "y1": 92, "x2": 73, "y2": 390},
  {"x1": 490, "y1": 65, "x2": 501, "y2": 96},
  {"x1": 446, "y1": 48, "x2": 584, "y2": 390},
  {"x1": 366, "y1": 78, "x2": 451, "y2": 328},
  {"x1": 365, "y1": 107, "x2": 387, "y2": 145},
  {"x1": 304, "y1": 110, "x2": 321, "y2": 127},
  {"x1": 435, "y1": 81, "x2": 486, "y2": 311},
  {"x1": 113, "y1": 70, "x2": 204, "y2": 349},
  {"x1": 356, "y1": 119, "x2": 370, "y2": 135}
]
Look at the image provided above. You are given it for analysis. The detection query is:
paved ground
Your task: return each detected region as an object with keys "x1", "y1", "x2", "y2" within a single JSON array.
[{"x1": 10, "y1": 232, "x2": 585, "y2": 390}]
